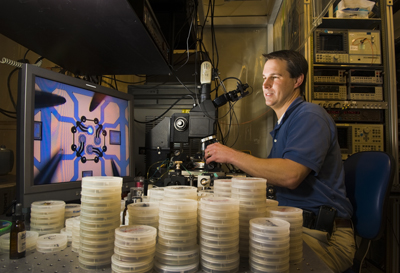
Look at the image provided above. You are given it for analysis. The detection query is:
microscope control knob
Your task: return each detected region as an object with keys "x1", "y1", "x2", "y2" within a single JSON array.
[
  {"x1": 174, "y1": 117, "x2": 188, "y2": 131},
  {"x1": 200, "y1": 178, "x2": 210, "y2": 186}
]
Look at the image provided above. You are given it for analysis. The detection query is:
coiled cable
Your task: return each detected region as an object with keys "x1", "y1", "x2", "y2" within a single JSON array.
[{"x1": 1, "y1": 57, "x2": 43, "y2": 68}]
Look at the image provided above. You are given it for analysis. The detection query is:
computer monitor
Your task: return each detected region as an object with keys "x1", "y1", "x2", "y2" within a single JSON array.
[{"x1": 16, "y1": 64, "x2": 135, "y2": 210}]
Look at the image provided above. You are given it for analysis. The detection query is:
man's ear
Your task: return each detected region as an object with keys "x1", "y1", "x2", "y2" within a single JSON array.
[{"x1": 294, "y1": 74, "x2": 304, "y2": 89}]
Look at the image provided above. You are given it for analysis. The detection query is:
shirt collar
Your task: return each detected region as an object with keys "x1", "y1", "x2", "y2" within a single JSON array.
[{"x1": 274, "y1": 96, "x2": 304, "y2": 128}]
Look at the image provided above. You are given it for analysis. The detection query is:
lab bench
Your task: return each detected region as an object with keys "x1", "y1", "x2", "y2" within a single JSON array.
[{"x1": 0, "y1": 241, "x2": 333, "y2": 273}]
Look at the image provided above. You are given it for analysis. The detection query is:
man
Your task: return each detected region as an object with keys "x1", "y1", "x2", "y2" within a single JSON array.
[{"x1": 205, "y1": 50, "x2": 355, "y2": 272}]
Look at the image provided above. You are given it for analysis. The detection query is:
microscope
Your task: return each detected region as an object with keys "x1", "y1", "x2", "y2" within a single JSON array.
[{"x1": 145, "y1": 61, "x2": 250, "y2": 188}]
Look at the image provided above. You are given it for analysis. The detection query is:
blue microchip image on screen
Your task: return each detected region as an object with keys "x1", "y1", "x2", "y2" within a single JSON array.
[
  {"x1": 33, "y1": 76, "x2": 131, "y2": 185},
  {"x1": 34, "y1": 121, "x2": 42, "y2": 140},
  {"x1": 110, "y1": 130, "x2": 122, "y2": 145},
  {"x1": 82, "y1": 170, "x2": 93, "y2": 177}
]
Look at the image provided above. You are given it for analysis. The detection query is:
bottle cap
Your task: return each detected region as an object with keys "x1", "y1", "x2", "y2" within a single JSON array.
[{"x1": 13, "y1": 203, "x2": 24, "y2": 221}]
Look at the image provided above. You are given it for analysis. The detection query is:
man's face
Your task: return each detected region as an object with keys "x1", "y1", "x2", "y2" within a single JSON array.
[{"x1": 262, "y1": 59, "x2": 299, "y2": 113}]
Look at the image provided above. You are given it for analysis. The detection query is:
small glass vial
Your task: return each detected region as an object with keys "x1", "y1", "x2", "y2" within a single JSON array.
[{"x1": 9, "y1": 203, "x2": 26, "y2": 259}]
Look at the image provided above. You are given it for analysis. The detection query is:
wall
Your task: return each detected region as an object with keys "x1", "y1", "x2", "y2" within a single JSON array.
[
  {"x1": 202, "y1": 27, "x2": 275, "y2": 161},
  {"x1": 0, "y1": 33, "x2": 48, "y2": 176},
  {"x1": 273, "y1": 0, "x2": 308, "y2": 51}
]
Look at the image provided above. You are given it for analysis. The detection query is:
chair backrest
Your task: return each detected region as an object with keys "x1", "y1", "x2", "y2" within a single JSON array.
[{"x1": 343, "y1": 151, "x2": 395, "y2": 240}]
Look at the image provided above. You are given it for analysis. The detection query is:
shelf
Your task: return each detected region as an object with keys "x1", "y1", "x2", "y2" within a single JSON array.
[
  {"x1": 316, "y1": 18, "x2": 381, "y2": 29},
  {"x1": 313, "y1": 64, "x2": 384, "y2": 69},
  {"x1": 0, "y1": 241, "x2": 335, "y2": 273}
]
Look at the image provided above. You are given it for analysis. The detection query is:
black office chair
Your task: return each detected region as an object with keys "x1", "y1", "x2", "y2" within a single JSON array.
[{"x1": 343, "y1": 151, "x2": 395, "y2": 273}]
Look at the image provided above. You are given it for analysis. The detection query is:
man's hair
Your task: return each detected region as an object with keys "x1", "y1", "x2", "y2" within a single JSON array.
[{"x1": 262, "y1": 50, "x2": 308, "y2": 95}]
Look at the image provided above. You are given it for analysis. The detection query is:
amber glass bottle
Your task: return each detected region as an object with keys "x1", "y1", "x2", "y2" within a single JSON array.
[{"x1": 9, "y1": 203, "x2": 26, "y2": 259}]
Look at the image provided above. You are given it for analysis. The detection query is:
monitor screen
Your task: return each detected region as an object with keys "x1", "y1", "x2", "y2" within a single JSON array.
[
  {"x1": 319, "y1": 33, "x2": 344, "y2": 52},
  {"x1": 337, "y1": 126, "x2": 349, "y2": 150},
  {"x1": 17, "y1": 64, "x2": 135, "y2": 209},
  {"x1": 350, "y1": 86, "x2": 377, "y2": 94}
]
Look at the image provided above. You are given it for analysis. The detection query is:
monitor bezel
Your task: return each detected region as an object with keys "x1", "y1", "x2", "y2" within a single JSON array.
[{"x1": 16, "y1": 64, "x2": 135, "y2": 209}]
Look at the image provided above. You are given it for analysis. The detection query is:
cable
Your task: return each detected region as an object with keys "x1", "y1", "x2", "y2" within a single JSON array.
[
  {"x1": 173, "y1": 73, "x2": 197, "y2": 97},
  {"x1": 166, "y1": 5, "x2": 198, "y2": 98},
  {"x1": 101, "y1": 75, "x2": 147, "y2": 85},
  {"x1": 220, "y1": 102, "x2": 236, "y2": 145},
  {"x1": 101, "y1": 80, "x2": 116, "y2": 90},
  {"x1": 173, "y1": 50, "x2": 198, "y2": 69},
  {"x1": 1, "y1": 57, "x2": 24, "y2": 68},
  {"x1": 209, "y1": 0, "x2": 219, "y2": 70},
  {"x1": 198, "y1": 0, "x2": 218, "y2": 70},
  {"x1": 3, "y1": 51, "x2": 45, "y2": 112},
  {"x1": 351, "y1": 37, "x2": 376, "y2": 65},
  {"x1": 228, "y1": 108, "x2": 240, "y2": 147},
  {"x1": 211, "y1": 77, "x2": 243, "y2": 95},
  {"x1": 0, "y1": 108, "x2": 16, "y2": 114},
  {"x1": 173, "y1": 5, "x2": 196, "y2": 71},
  {"x1": 23, "y1": 50, "x2": 30, "y2": 61},
  {"x1": 147, "y1": 159, "x2": 169, "y2": 179},
  {"x1": 113, "y1": 75, "x2": 119, "y2": 91},
  {"x1": 1, "y1": 57, "x2": 43, "y2": 68},
  {"x1": 0, "y1": 108, "x2": 17, "y2": 119},
  {"x1": 7, "y1": 67, "x2": 19, "y2": 110},
  {"x1": 127, "y1": 81, "x2": 169, "y2": 90},
  {"x1": 180, "y1": 163, "x2": 192, "y2": 176},
  {"x1": 34, "y1": 56, "x2": 44, "y2": 64}
]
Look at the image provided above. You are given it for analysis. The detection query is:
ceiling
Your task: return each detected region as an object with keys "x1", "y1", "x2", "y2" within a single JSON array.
[{"x1": 197, "y1": 0, "x2": 282, "y2": 27}]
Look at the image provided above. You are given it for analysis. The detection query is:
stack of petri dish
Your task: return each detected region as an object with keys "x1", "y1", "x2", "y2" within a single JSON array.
[
  {"x1": 30, "y1": 200, "x2": 66, "y2": 235},
  {"x1": 266, "y1": 199, "x2": 279, "y2": 213},
  {"x1": 155, "y1": 199, "x2": 199, "y2": 273},
  {"x1": 120, "y1": 199, "x2": 127, "y2": 225},
  {"x1": 128, "y1": 202, "x2": 159, "y2": 229},
  {"x1": 198, "y1": 197, "x2": 240, "y2": 273},
  {"x1": 147, "y1": 187, "x2": 165, "y2": 203},
  {"x1": 231, "y1": 177, "x2": 267, "y2": 259},
  {"x1": 60, "y1": 228, "x2": 72, "y2": 245},
  {"x1": 36, "y1": 233, "x2": 68, "y2": 253},
  {"x1": 163, "y1": 185, "x2": 198, "y2": 200},
  {"x1": 64, "y1": 203, "x2": 81, "y2": 219},
  {"x1": 61, "y1": 217, "x2": 76, "y2": 245},
  {"x1": 79, "y1": 176, "x2": 122, "y2": 270},
  {"x1": 26, "y1": 231, "x2": 39, "y2": 252},
  {"x1": 112, "y1": 225, "x2": 157, "y2": 273},
  {"x1": 71, "y1": 216, "x2": 80, "y2": 252},
  {"x1": 0, "y1": 231, "x2": 39, "y2": 253},
  {"x1": 249, "y1": 218, "x2": 290, "y2": 273},
  {"x1": 266, "y1": 206, "x2": 303, "y2": 264},
  {"x1": 213, "y1": 179, "x2": 232, "y2": 197}
]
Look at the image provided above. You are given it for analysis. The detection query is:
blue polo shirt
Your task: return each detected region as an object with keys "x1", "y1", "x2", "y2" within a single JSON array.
[{"x1": 268, "y1": 96, "x2": 353, "y2": 219}]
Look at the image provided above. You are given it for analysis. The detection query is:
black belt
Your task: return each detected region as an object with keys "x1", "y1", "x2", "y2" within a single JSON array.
[
  {"x1": 302, "y1": 209, "x2": 353, "y2": 232},
  {"x1": 335, "y1": 218, "x2": 352, "y2": 228}
]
